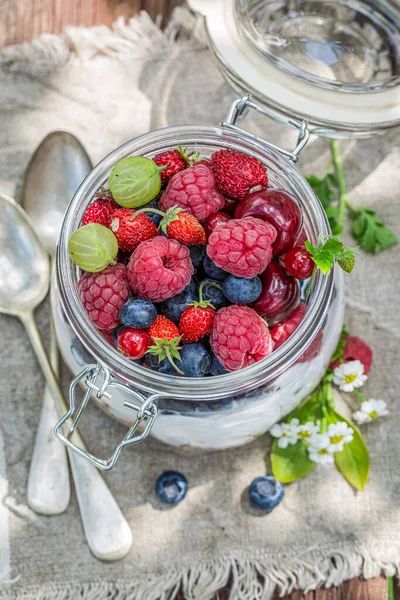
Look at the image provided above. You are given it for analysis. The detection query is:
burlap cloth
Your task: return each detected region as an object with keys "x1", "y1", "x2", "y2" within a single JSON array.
[{"x1": 0, "y1": 10, "x2": 399, "y2": 600}]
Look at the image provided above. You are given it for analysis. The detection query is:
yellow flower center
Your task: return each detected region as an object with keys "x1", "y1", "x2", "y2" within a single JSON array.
[
  {"x1": 318, "y1": 448, "x2": 329, "y2": 455},
  {"x1": 330, "y1": 435, "x2": 344, "y2": 444},
  {"x1": 298, "y1": 430, "x2": 312, "y2": 439},
  {"x1": 344, "y1": 373, "x2": 357, "y2": 384},
  {"x1": 368, "y1": 411, "x2": 378, "y2": 419}
]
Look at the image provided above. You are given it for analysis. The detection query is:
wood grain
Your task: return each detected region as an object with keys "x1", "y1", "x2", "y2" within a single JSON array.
[{"x1": 0, "y1": 0, "x2": 398, "y2": 597}]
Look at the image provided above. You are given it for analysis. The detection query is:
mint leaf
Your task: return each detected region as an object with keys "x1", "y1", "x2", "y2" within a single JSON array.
[
  {"x1": 350, "y1": 207, "x2": 397, "y2": 253},
  {"x1": 271, "y1": 439, "x2": 317, "y2": 483}
]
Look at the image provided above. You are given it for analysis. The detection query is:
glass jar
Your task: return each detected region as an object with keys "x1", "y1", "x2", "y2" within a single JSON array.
[
  {"x1": 52, "y1": 97, "x2": 344, "y2": 470},
  {"x1": 188, "y1": 0, "x2": 400, "y2": 137}
]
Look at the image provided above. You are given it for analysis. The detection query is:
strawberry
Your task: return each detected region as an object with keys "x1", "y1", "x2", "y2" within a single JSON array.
[
  {"x1": 153, "y1": 147, "x2": 199, "y2": 186},
  {"x1": 82, "y1": 198, "x2": 116, "y2": 227},
  {"x1": 109, "y1": 207, "x2": 159, "y2": 252},
  {"x1": 211, "y1": 149, "x2": 268, "y2": 200},
  {"x1": 131, "y1": 206, "x2": 206, "y2": 246},
  {"x1": 179, "y1": 281, "x2": 220, "y2": 343},
  {"x1": 147, "y1": 315, "x2": 183, "y2": 374}
]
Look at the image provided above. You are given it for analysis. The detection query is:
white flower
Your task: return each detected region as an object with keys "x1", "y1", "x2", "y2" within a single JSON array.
[
  {"x1": 297, "y1": 421, "x2": 320, "y2": 440},
  {"x1": 270, "y1": 418, "x2": 300, "y2": 449},
  {"x1": 333, "y1": 360, "x2": 368, "y2": 392},
  {"x1": 353, "y1": 399, "x2": 389, "y2": 425},
  {"x1": 308, "y1": 434, "x2": 335, "y2": 464},
  {"x1": 326, "y1": 422, "x2": 354, "y2": 453}
]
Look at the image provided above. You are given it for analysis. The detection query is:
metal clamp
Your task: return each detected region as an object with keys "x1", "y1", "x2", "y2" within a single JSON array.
[
  {"x1": 221, "y1": 94, "x2": 309, "y2": 162},
  {"x1": 54, "y1": 364, "x2": 158, "y2": 471}
]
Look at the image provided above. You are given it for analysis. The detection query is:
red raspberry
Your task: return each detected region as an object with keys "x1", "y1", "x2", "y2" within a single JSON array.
[
  {"x1": 81, "y1": 198, "x2": 116, "y2": 227},
  {"x1": 127, "y1": 237, "x2": 194, "y2": 302},
  {"x1": 210, "y1": 305, "x2": 273, "y2": 372},
  {"x1": 153, "y1": 149, "x2": 187, "y2": 185},
  {"x1": 206, "y1": 217, "x2": 277, "y2": 279},
  {"x1": 331, "y1": 336, "x2": 373, "y2": 374},
  {"x1": 270, "y1": 303, "x2": 307, "y2": 349},
  {"x1": 109, "y1": 208, "x2": 159, "y2": 252},
  {"x1": 211, "y1": 149, "x2": 268, "y2": 200},
  {"x1": 159, "y1": 163, "x2": 225, "y2": 222},
  {"x1": 78, "y1": 264, "x2": 131, "y2": 331}
]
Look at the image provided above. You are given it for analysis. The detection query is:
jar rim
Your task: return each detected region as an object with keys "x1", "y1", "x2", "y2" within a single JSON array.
[{"x1": 56, "y1": 124, "x2": 334, "y2": 400}]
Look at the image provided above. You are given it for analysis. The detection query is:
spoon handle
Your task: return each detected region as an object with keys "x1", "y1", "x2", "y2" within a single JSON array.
[
  {"x1": 27, "y1": 318, "x2": 71, "y2": 515},
  {"x1": 20, "y1": 310, "x2": 133, "y2": 561}
]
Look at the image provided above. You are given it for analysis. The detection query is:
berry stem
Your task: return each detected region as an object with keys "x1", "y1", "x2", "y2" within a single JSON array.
[
  {"x1": 131, "y1": 208, "x2": 166, "y2": 219},
  {"x1": 331, "y1": 140, "x2": 359, "y2": 222},
  {"x1": 198, "y1": 280, "x2": 222, "y2": 304},
  {"x1": 165, "y1": 347, "x2": 184, "y2": 375},
  {"x1": 305, "y1": 265, "x2": 317, "y2": 302}
]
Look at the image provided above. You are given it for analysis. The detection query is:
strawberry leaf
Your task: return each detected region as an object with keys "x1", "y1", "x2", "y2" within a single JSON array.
[{"x1": 350, "y1": 207, "x2": 397, "y2": 253}]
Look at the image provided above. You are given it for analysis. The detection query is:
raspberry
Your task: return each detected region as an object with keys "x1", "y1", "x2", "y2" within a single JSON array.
[
  {"x1": 271, "y1": 303, "x2": 307, "y2": 349},
  {"x1": 210, "y1": 305, "x2": 273, "y2": 372},
  {"x1": 159, "y1": 163, "x2": 225, "y2": 222},
  {"x1": 109, "y1": 207, "x2": 159, "y2": 252},
  {"x1": 81, "y1": 198, "x2": 116, "y2": 227},
  {"x1": 127, "y1": 237, "x2": 194, "y2": 302},
  {"x1": 206, "y1": 217, "x2": 277, "y2": 278},
  {"x1": 78, "y1": 264, "x2": 131, "y2": 331},
  {"x1": 211, "y1": 149, "x2": 268, "y2": 200},
  {"x1": 331, "y1": 336, "x2": 373, "y2": 374}
]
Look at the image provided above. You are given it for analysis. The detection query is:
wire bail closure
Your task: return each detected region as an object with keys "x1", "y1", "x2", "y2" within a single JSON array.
[
  {"x1": 221, "y1": 94, "x2": 309, "y2": 162},
  {"x1": 54, "y1": 364, "x2": 158, "y2": 471}
]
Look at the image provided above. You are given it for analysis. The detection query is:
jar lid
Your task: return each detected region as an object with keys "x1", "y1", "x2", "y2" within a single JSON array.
[{"x1": 188, "y1": 0, "x2": 400, "y2": 136}]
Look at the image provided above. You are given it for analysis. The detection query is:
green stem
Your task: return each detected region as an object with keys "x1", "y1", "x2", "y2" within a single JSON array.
[
  {"x1": 353, "y1": 389, "x2": 367, "y2": 403},
  {"x1": 305, "y1": 265, "x2": 318, "y2": 302},
  {"x1": 131, "y1": 207, "x2": 166, "y2": 219},
  {"x1": 388, "y1": 576, "x2": 394, "y2": 600},
  {"x1": 165, "y1": 347, "x2": 184, "y2": 375},
  {"x1": 198, "y1": 280, "x2": 222, "y2": 306},
  {"x1": 331, "y1": 140, "x2": 359, "y2": 218}
]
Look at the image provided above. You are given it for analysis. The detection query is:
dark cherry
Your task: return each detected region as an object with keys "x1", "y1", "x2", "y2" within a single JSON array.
[
  {"x1": 284, "y1": 246, "x2": 314, "y2": 280},
  {"x1": 234, "y1": 189, "x2": 302, "y2": 255},
  {"x1": 223, "y1": 196, "x2": 238, "y2": 215},
  {"x1": 117, "y1": 328, "x2": 149, "y2": 359},
  {"x1": 204, "y1": 212, "x2": 231, "y2": 238},
  {"x1": 251, "y1": 261, "x2": 300, "y2": 326}
]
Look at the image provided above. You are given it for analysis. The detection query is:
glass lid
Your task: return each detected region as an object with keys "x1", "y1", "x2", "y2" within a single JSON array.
[
  {"x1": 236, "y1": 0, "x2": 400, "y2": 93},
  {"x1": 188, "y1": 0, "x2": 400, "y2": 136}
]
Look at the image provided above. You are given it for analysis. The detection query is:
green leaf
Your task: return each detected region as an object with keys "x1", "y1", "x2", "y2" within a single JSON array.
[
  {"x1": 329, "y1": 410, "x2": 370, "y2": 491},
  {"x1": 306, "y1": 173, "x2": 341, "y2": 234},
  {"x1": 350, "y1": 207, "x2": 397, "y2": 253},
  {"x1": 322, "y1": 238, "x2": 343, "y2": 254},
  {"x1": 312, "y1": 250, "x2": 334, "y2": 274},
  {"x1": 271, "y1": 439, "x2": 317, "y2": 483}
]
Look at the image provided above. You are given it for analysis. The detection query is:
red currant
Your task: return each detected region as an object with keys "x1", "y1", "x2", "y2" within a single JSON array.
[
  {"x1": 204, "y1": 212, "x2": 231, "y2": 238},
  {"x1": 284, "y1": 246, "x2": 314, "y2": 280},
  {"x1": 117, "y1": 328, "x2": 149, "y2": 359}
]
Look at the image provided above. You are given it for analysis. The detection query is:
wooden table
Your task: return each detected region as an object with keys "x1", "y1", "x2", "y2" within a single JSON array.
[{"x1": 0, "y1": 1, "x2": 396, "y2": 598}]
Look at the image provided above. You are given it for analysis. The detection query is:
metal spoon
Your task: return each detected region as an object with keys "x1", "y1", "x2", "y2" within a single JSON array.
[
  {"x1": 22, "y1": 131, "x2": 92, "y2": 516},
  {"x1": 0, "y1": 193, "x2": 133, "y2": 561}
]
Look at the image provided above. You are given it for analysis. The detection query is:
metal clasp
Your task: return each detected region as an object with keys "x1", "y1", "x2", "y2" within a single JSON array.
[
  {"x1": 54, "y1": 364, "x2": 158, "y2": 471},
  {"x1": 221, "y1": 94, "x2": 309, "y2": 162}
]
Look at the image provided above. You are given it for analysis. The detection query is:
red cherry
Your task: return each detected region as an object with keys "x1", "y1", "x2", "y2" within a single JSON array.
[
  {"x1": 284, "y1": 246, "x2": 314, "y2": 280},
  {"x1": 117, "y1": 328, "x2": 149, "y2": 359},
  {"x1": 223, "y1": 196, "x2": 238, "y2": 215},
  {"x1": 234, "y1": 189, "x2": 302, "y2": 255},
  {"x1": 251, "y1": 261, "x2": 300, "y2": 326},
  {"x1": 204, "y1": 212, "x2": 231, "y2": 238}
]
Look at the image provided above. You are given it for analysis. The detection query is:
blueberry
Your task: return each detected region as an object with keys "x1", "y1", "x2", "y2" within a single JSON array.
[
  {"x1": 155, "y1": 471, "x2": 188, "y2": 504},
  {"x1": 209, "y1": 354, "x2": 228, "y2": 375},
  {"x1": 248, "y1": 476, "x2": 284, "y2": 512},
  {"x1": 120, "y1": 297, "x2": 157, "y2": 329},
  {"x1": 180, "y1": 343, "x2": 211, "y2": 377},
  {"x1": 201, "y1": 278, "x2": 226, "y2": 309},
  {"x1": 159, "y1": 279, "x2": 198, "y2": 324},
  {"x1": 222, "y1": 275, "x2": 262, "y2": 304},
  {"x1": 189, "y1": 245, "x2": 206, "y2": 269},
  {"x1": 203, "y1": 256, "x2": 228, "y2": 281},
  {"x1": 144, "y1": 353, "x2": 177, "y2": 375},
  {"x1": 143, "y1": 197, "x2": 162, "y2": 226},
  {"x1": 113, "y1": 325, "x2": 125, "y2": 346}
]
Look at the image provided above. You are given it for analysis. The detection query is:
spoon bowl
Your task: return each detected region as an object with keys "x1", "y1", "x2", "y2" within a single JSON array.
[{"x1": 0, "y1": 193, "x2": 49, "y2": 316}]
